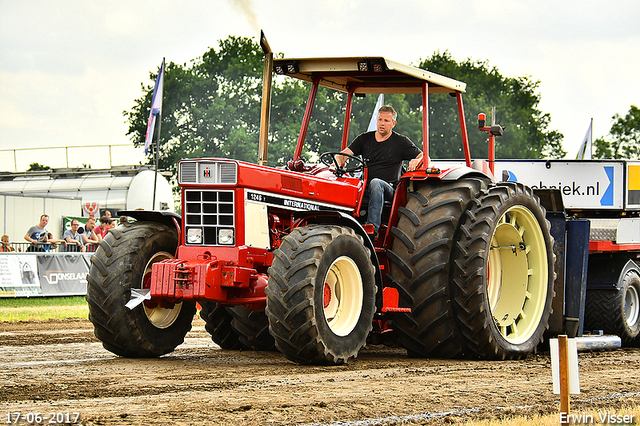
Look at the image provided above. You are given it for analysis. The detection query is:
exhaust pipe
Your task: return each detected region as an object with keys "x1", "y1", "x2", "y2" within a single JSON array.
[{"x1": 258, "y1": 30, "x2": 273, "y2": 166}]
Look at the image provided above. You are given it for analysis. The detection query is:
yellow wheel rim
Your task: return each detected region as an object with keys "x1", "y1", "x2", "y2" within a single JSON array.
[
  {"x1": 142, "y1": 251, "x2": 182, "y2": 329},
  {"x1": 323, "y1": 256, "x2": 363, "y2": 336},
  {"x1": 487, "y1": 205, "x2": 548, "y2": 344}
]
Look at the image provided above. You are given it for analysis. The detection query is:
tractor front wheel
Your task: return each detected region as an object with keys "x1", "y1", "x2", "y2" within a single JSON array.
[
  {"x1": 266, "y1": 225, "x2": 376, "y2": 365},
  {"x1": 86, "y1": 222, "x2": 196, "y2": 357}
]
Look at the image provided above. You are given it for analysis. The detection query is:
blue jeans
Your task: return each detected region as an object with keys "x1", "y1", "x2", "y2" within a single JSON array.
[{"x1": 364, "y1": 178, "x2": 395, "y2": 233}]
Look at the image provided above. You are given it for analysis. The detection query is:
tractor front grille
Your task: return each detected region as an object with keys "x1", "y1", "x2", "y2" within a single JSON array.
[{"x1": 184, "y1": 189, "x2": 235, "y2": 245}]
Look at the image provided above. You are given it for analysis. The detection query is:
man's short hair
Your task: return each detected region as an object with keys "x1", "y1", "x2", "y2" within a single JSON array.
[
  {"x1": 100, "y1": 216, "x2": 110, "y2": 224},
  {"x1": 378, "y1": 105, "x2": 397, "y2": 121},
  {"x1": 87, "y1": 217, "x2": 96, "y2": 223},
  {"x1": 40, "y1": 214, "x2": 49, "y2": 220}
]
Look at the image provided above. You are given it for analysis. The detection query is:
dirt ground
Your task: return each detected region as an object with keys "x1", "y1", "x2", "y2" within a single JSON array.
[{"x1": 1, "y1": 318, "x2": 639, "y2": 426}]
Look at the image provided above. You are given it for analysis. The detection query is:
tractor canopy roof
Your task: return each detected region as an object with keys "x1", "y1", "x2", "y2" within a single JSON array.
[{"x1": 273, "y1": 56, "x2": 466, "y2": 95}]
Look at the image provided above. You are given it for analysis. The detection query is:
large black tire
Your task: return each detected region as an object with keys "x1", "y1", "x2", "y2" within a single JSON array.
[
  {"x1": 86, "y1": 222, "x2": 196, "y2": 357},
  {"x1": 265, "y1": 225, "x2": 376, "y2": 365},
  {"x1": 199, "y1": 302, "x2": 242, "y2": 350},
  {"x1": 584, "y1": 269, "x2": 640, "y2": 344},
  {"x1": 452, "y1": 182, "x2": 555, "y2": 360},
  {"x1": 199, "y1": 302, "x2": 276, "y2": 351},
  {"x1": 387, "y1": 178, "x2": 488, "y2": 358}
]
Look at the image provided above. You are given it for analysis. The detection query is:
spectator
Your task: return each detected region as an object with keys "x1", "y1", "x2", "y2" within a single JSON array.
[
  {"x1": 95, "y1": 216, "x2": 110, "y2": 240},
  {"x1": 82, "y1": 218, "x2": 99, "y2": 251},
  {"x1": 24, "y1": 214, "x2": 49, "y2": 252},
  {"x1": 1, "y1": 234, "x2": 16, "y2": 252},
  {"x1": 45, "y1": 232, "x2": 66, "y2": 252},
  {"x1": 63, "y1": 220, "x2": 85, "y2": 252},
  {"x1": 119, "y1": 216, "x2": 129, "y2": 225},
  {"x1": 104, "y1": 210, "x2": 116, "y2": 229}
]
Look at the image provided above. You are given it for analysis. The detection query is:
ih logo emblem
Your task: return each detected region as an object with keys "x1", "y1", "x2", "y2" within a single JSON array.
[{"x1": 203, "y1": 167, "x2": 211, "y2": 178}]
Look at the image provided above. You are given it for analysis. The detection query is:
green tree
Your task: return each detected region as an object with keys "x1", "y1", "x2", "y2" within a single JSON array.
[
  {"x1": 417, "y1": 51, "x2": 565, "y2": 160},
  {"x1": 125, "y1": 39, "x2": 566, "y2": 176},
  {"x1": 594, "y1": 105, "x2": 640, "y2": 159},
  {"x1": 125, "y1": 36, "x2": 266, "y2": 175}
]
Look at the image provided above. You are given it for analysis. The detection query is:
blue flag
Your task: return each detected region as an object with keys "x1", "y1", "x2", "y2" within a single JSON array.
[{"x1": 144, "y1": 59, "x2": 165, "y2": 155}]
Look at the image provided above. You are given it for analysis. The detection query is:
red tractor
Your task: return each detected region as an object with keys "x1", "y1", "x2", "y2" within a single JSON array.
[{"x1": 86, "y1": 37, "x2": 556, "y2": 364}]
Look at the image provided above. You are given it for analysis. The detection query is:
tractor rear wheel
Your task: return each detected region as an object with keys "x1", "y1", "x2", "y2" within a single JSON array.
[
  {"x1": 452, "y1": 182, "x2": 555, "y2": 359},
  {"x1": 265, "y1": 225, "x2": 376, "y2": 365},
  {"x1": 584, "y1": 268, "x2": 640, "y2": 344},
  {"x1": 87, "y1": 222, "x2": 196, "y2": 357},
  {"x1": 200, "y1": 303, "x2": 276, "y2": 351},
  {"x1": 387, "y1": 179, "x2": 488, "y2": 358}
]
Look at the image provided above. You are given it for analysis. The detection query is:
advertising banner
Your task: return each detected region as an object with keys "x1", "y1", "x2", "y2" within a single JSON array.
[
  {"x1": 493, "y1": 160, "x2": 623, "y2": 210},
  {"x1": 36, "y1": 254, "x2": 90, "y2": 296},
  {"x1": 0, "y1": 253, "x2": 91, "y2": 297},
  {"x1": 0, "y1": 255, "x2": 43, "y2": 297}
]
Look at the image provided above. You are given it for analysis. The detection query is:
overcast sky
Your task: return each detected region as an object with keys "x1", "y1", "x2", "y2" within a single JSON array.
[{"x1": 1, "y1": 0, "x2": 639, "y2": 171}]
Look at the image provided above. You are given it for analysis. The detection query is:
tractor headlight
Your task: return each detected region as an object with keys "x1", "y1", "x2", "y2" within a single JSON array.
[
  {"x1": 186, "y1": 228, "x2": 203, "y2": 244},
  {"x1": 218, "y1": 228, "x2": 234, "y2": 245}
]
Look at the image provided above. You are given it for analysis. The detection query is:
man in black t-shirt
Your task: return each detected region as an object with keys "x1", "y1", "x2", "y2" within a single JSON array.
[{"x1": 338, "y1": 105, "x2": 423, "y2": 234}]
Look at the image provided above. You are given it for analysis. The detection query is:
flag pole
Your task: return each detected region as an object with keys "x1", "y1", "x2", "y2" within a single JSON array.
[
  {"x1": 152, "y1": 109, "x2": 161, "y2": 210},
  {"x1": 589, "y1": 117, "x2": 593, "y2": 158}
]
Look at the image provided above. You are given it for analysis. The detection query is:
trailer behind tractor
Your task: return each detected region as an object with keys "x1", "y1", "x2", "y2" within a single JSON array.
[{"x1": 86, "y1": 35, "x2": 614, "y2": 365}]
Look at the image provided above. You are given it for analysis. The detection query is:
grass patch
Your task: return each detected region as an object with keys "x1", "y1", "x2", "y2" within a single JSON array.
[{"x1": 0, "y1": 296, "x2": 88, "y2": 322}]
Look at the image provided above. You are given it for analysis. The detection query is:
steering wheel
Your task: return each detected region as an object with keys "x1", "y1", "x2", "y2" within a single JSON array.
[{"x1": 319, "y1": 152, "x2": 366, "y2": 177}]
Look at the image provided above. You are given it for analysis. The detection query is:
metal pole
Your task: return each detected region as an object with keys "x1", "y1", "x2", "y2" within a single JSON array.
[
  {"x1": 152, "y1": 110, "x2": 161, "y2": 211},
  {"x1": 590, "y1": 117, "x2": 593, "y2": 158},
  {"x1": 258, "y1": 31, "x2": 273, "y2": 166},
  {"x1": 420, "y1": 81, "x2": 429, "y2": 170}
]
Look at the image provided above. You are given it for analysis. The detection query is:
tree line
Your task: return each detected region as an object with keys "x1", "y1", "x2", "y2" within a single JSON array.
[{"x1": 123, "y1": 35, "x2": 632, "y2": 175}]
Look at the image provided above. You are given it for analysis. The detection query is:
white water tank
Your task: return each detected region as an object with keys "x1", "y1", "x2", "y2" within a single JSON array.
[{"x1": 0, "y1": 166, "x2": 174, "y2": 214}]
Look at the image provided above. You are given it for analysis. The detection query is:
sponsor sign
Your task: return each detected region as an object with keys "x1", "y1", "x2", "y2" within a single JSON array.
[
  {"x1": 0, "y1": 255, "x2": 42, "y2": 297},
  {"x1": 494, "y1": 160, "x2": 622, "y2": 210},
  {"x1": 0, "y1": 253, "x2": 91, "y2": 297}
]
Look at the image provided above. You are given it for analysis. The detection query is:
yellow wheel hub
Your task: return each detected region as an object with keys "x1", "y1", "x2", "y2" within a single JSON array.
[
  {"x1": 142, "y1": 251, "x2": 183, "y2": 329},
  {"x1": 488, "y1": 205, "x2": 548, "y2": 344},
  {"x1": 323, "y1": 256, "x2": 363, "y2": 336}
]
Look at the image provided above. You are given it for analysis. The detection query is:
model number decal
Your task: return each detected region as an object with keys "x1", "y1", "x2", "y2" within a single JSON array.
[{"x1": 248, "y1": 192, "x2": 266, "y2": 202}]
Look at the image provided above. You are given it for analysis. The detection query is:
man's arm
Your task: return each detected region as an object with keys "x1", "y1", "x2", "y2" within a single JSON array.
[
  {"x1": 24, "y1": 233, "x2": 34, "y2": 243},
  {"x1": 336, "y1": 148, "x2": 355, "y2": 167},
  {"x1": 64, "y1": 232, "x2": 82, "y2": 247},
  {"x1": 82, "y1": 232, "x2": 99, "y2": 244},
  {"x1": 408, "y1": 152, "x2": 424, "y2": 172}
]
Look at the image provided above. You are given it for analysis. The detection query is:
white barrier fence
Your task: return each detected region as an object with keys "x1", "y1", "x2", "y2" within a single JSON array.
[{"x1": 0, "y1": 252, "x2": 92, "y2": 297}]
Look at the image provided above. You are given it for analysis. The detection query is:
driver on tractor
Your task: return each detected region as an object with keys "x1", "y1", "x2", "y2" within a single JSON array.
[{"x1": 337, "y1": 105, "x2": 423, "y2": 235}]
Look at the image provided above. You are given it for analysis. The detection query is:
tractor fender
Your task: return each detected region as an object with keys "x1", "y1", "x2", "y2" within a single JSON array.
[
  {"x1": 439, "y1": 165, "x2": 491, "y2": 182},
  {"x1": 588, "y1": 256, "x2": 640, "y2": 290},
  {"x1": 118, "y1": 210, "x2": 182, "y2": 240},
  {"x1": 294, "y1": 210, "x2": 384, "y2": 309}
]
